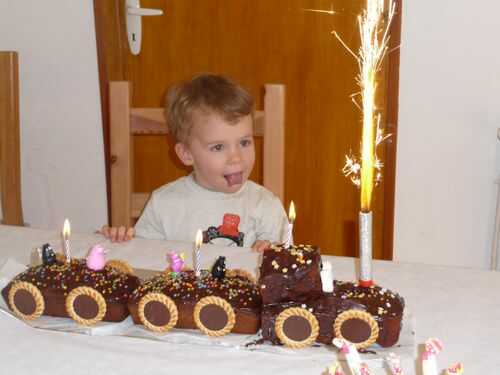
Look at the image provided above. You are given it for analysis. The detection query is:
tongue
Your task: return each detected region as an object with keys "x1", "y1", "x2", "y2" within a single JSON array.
[{"x1": 225, "y1": 172, "x2": 243, "y2": 186}]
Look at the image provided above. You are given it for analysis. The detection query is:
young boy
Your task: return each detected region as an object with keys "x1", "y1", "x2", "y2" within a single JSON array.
[{"x1": 100, "y1": 74, "x2": 288, "y2": 252}]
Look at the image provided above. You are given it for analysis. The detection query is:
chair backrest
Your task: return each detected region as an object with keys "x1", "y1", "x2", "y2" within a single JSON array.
[
  {"x1": 0, "y1": 51, "x2": 24, "y2": 226},
  {"x1": 109, "y1": 81, "x2": 285, "y2": 227}
]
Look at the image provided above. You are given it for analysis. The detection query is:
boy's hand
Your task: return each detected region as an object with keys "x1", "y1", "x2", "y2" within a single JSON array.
[
  {"x1": 98, "y1": 225, "x2": 135, "y2": 243},
  {"x1": 252, "y1": 240, "x2": 272, "y2": 252}
]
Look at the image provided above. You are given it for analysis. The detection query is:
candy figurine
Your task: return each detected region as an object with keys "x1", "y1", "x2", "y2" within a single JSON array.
[
  {"x1": 333, "y1": 338, "x2": 362, "y2": 375},
  {"x1": 327, "y1": 362, "x2": 344, "y2": 375},
  {"x1": 211, "y1": 256, "x2": 226, "y2": 280},
  {"x1": 168, "y1": 251, "x2": 185, "y2": 273},
  {"x1": 86, "y1": 244, "x2": 107, "y2": 271},
  {"x1": 385, "y1": 353, "x2": 405, "y2": 375},
  {"x1": 41, "y1": 243, "x2": 57, "y2": 266},
  {"x1": 422, "y1": 338, "x2": 443, "y2": 375},
  {"x1": 445, "y1": 363, "x2": 463, "y2": 375}
]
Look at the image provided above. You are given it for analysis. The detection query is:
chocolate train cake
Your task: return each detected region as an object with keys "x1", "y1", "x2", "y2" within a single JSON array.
[
  {"x1": 2, "y1": 241, "x2": 404, "y2": 350},
  {"x1": 259, "y1": 244, "x2": 404, "y2": 349},
  {"x1": 128, "y1": 257, "x2": 261, "y2": 336},
  {"x1": 1, "y1": 244, "x2": 140, "y2": 325}
]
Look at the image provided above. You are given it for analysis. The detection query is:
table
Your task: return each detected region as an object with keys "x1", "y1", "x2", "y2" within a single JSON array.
[{"x1": 1, "y1": 225, "x2": 499, "y2": 374}]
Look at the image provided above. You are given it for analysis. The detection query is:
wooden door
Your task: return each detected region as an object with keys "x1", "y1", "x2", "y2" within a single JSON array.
[{"x1": 94, "y1": 0, "x2": 401, "y2": 259}]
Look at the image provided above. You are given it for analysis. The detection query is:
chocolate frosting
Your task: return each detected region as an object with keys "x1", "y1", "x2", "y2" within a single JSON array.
[
  {"x1": 259, "y1": 244, "x2": 323, "y2": 304},
  {"x1": 3, "y1": 259, "x2": 140, "y2": 304},
  {"x1": 130, "y1": 270, "x2": 261, "y2": 313}
]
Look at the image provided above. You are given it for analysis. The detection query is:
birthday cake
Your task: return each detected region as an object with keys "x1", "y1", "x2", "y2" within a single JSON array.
[
  {"x1": 1, "y1": 244, "x2": 140, "y2": 325},
  {"x1": 128, "y1": 256, "x2": 261, "y2": 335},
  {"x1": 259, "y1": 244, "x2": 404, "y2": 349}
]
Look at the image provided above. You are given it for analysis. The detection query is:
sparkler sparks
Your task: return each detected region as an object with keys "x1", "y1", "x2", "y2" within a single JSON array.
[
  {"x1": 303, "y1": 6, "x2": 336, "y2": 15},
  {"x1": 335, "y1": 0, "x2": 396, "y2": 212}
]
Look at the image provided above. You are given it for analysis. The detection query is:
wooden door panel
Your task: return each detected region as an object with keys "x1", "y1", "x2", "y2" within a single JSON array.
[{"x1": 94, "y1": 0, "x2": 401, "y2": 259}]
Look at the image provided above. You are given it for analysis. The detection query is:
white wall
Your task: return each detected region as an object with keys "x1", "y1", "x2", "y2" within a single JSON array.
[
  {"x1": 0, "y1": 1, "x2": 107, "y2": 232},
  {"x1": 394, "y1": 0, "x2": 500, "y2": 269}
]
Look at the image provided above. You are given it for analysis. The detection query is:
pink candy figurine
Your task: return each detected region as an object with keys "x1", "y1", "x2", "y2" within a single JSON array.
[
  {"x1": 327, "y1": 362, "x2": 344, "y2": 375},
  {"x1": 359, "y1": 364, "x2": 373, "y2": 375},
  {"x1": 168, "y1": 251, "x2": 185, "y2": 273},
  {"x1": 332, "y1": 338, "x2": 362, "y2": 375},
  {"x1": 422, "y1": 338, "x2": 444, "y2": 375},
  {"x1": 386, "y1": 353, "x2": 405, "y2": 375},
  {"x1": 446, "y1": 363, "x2": 463, "y2": 375},
  {"x1": 86, "y1": 244, "x2": 107, "y2": 271}
]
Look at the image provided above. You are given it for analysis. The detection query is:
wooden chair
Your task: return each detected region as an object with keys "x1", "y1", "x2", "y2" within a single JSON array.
[
  {"x1": 109, "y1": 81, "x2": 285, "y2": 227},
  {"x1": 0, "y1": 51, "x2": 24, "y2": 226}
]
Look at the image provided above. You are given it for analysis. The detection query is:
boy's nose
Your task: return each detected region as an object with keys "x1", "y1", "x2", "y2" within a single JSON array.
[{"x1": 228, "y1": 147, "x2": 242, "y2": 163}]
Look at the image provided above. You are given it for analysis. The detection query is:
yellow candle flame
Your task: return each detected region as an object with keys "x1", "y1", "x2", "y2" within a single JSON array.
[
  {"x1": 288, "y1": 201, "x2": 296, "y2": 223},
  {"x1": 62, "y1": 219, "x2": 71, "y2": 238},
  {"x1": 195, "y1": 229, "x2": 203, "y2": 249}
]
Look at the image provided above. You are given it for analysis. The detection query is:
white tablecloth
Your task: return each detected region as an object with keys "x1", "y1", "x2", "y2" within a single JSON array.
[{"x1": 0, "y1": 225, "x2": 498, "y2": 374}]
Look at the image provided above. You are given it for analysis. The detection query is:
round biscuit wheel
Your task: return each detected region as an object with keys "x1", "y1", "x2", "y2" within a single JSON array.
[
  {"x1": 8, "y1": 281, "x2": 45, "y2": 321},
  {"x1": 275, "y1": 307, "x2": 319, "y2": 349},
  {"x1": 105, "y1": 259, "x2": 135, "y2": 275},
  {"x1": 333, "y1": 309, "x2": 379, "y2": 349},
  {"x1": 65, "y1": 286, "x2": 107, "y2": 325},
  {"x1": 138, "y1": 293, "x2": 178, "y2": 333},
  {"x1": 193, "y1": 296, "x2": 235, "y2": 337}
]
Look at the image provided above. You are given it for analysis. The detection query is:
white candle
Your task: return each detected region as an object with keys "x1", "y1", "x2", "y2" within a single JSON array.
[
  {"x1": 320, "y1": 261, "x2": 334, "y2": 292},
  {"x1": 194, "y1": 229, "x2": 203, "y2": 277},
  {"x1": 62, "y1": 218, "x2": 71, "y2": 263},
  {"x1": 284, "y1": 201, "x2": 296, "y2": 248}
]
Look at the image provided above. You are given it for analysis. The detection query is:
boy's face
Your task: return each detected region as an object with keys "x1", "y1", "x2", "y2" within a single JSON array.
[{"x1": 175, "y1": 111, "x2": 255, "y2": 194}]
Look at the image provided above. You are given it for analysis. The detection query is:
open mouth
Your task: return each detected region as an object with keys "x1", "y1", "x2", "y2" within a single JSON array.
[{"x1": 224, "y1": 172, "x2": 243, "y2": 187}]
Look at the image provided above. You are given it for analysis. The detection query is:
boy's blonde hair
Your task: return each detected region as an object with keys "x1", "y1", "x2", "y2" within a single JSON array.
[{"x1": 166, "y1": 74, "x2": 254, "y2": 143}]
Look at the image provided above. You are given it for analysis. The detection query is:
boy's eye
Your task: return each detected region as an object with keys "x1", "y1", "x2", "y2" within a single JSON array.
[
  {"x1": 240, "y1": 139, "x2": 253, "y2": 147},
  {"x1": 210, "y1": 144, "x2": 224, "y2": 152}
]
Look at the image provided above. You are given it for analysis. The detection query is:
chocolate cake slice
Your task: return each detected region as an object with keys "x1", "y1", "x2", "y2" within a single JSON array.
[
  {"x1": 258, "y1": 243, "x2": 405, "y2": 349},
  {"x1": 1, "y1": 259, "x2": 140, "y2": 324},
  {"x1": 259, "y1": 244, "x2": 323, "y2": 304},
  {"x1": 128, "y1": 269, "x2": 261, "y2": 335},
  {"x1": 332, "y1": 281, "x2": 405, "y2": 347}
]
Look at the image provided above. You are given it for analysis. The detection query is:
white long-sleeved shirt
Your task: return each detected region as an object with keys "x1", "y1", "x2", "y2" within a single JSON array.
[{"x1": 135, "y1": 174, "x2": 288, "y2": 247}]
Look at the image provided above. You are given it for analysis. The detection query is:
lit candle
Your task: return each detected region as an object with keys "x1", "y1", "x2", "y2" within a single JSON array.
[
  {"x1": 62, "y1": 218, "x2": 71, "y2": 263},
  {"x1": 194, "y1": 229, "x2": 203, "y2": 277},
  {"x1": 284, "y1": 201, "x2": 296, "y2": 248}
]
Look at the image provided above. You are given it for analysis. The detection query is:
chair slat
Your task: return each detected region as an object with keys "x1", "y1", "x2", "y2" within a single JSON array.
[{"x1": 0, "y1": 51, "x2": 23, "y2": 226}]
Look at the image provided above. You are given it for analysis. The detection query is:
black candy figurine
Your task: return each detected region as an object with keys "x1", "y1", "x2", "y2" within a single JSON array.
[
  {"x1": 41, "y1": 243, "x2": 57, "y2": 265},
  {"x1": 211, "y1": 256, "x2": 226, "y2": 280}
]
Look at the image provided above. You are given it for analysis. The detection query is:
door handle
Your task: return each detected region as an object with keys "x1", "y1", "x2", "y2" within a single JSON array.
[{"x1": 126, "y1": 0, "x2": 163, "y2": 55}]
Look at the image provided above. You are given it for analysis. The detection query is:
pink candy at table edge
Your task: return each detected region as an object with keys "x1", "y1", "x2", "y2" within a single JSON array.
[
  {"x1": 446, "y1": 363, "x2": 464, "y2": 374},
  {"x1": 425, "y1": 338, "x2": 444, "y2": 355}
]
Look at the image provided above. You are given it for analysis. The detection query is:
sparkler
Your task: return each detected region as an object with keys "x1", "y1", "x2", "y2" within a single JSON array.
[
  {"x1": 335, "y1": 0, "x2": 396, "y2": 286},
  {"x1": 305, "y1": 1, "x2": 396, "y2": 284},
  {"x1": 334, "y1": 0, "x2": 396, "y2": 213}
]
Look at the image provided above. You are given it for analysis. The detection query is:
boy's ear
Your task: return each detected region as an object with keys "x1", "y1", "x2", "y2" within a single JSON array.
[{"x1": 174, "y1": 142, "x2": 194, "y2": 166}]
